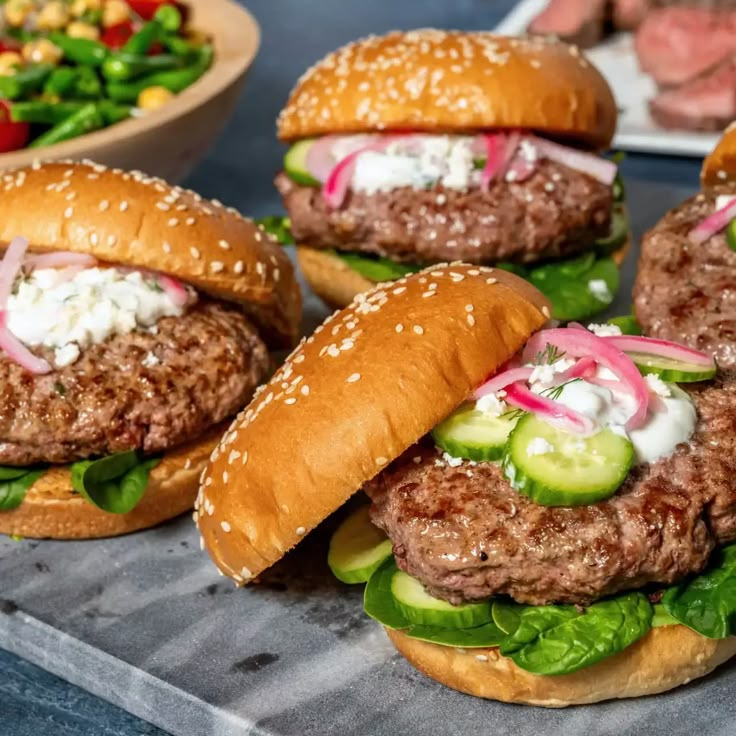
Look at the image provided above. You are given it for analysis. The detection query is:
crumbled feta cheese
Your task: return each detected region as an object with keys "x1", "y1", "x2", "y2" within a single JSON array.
[
  {"x1": 587, "y1": 323, "x2": 622, "y2": 337},
  {"x1": 142, "y1": 351, "x2": 160, "y2": 368},
  {"x1": 7, "y1": 267, "x2": 195, "y2": 368},
  {"x1": 645, "y1": 373, "x2": 672, "y2": 398},
  {"x1": 529, "y1": 358, "x2": 575, "y2": 387},
  {"x1": 349, "y1": 135, "x2": 480, "y2": 194},
  {"x1": 526, "y1": 437, "x2": 554, "y2": 456},
  {"x1": 442, "y1": 452, "x2": 465, "y2": 467},
  {"x1": 588, "y1": 279, "x2": 612, "y2": 303},
  {"x1": 475, "y1": 392, "x2": 506, "y2": 416},
  {"x1": 716, "y1": 195, "x2": 736, "y2": 212}
]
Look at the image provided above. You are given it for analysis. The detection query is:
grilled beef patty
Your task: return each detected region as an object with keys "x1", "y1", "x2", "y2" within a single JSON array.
[
  {"x1": 634, "y1": 188, "x2": 736, "y2": 368},
  {"x1": 0, "y1": 300, "x2": 269, "y2": 465},
  {"x1": 276, "y1": 160, "x2": 612, "y2": 265},
  {"x1": 366, "y1": 374, "x2": 736, "y2": 606}
]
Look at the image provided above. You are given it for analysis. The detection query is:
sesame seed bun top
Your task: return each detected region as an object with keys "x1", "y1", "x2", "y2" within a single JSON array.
[
  {"x1": 277, "y1": 29, "x2": 617, "y2": 150},
  {"x1": 0, "y1": 161, "x2": 301, "y2": 347},
  {"x1": 197, "y1": 264, "x2": 551, "y2": 584},
  {"x1": 701, "y1": 122, "x2": 736, "y2": 188}
]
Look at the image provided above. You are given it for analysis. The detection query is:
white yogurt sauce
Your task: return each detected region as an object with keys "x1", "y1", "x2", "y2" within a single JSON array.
[
  {"x1": 474, "y1": 356, "x2": 697, "y2": 466},
  {"x1": 7, "y1": 267, "x2": 194, "y2": 368},
  {"x1": 344, "y1": 135, "x2": 480, "y2": 194}
]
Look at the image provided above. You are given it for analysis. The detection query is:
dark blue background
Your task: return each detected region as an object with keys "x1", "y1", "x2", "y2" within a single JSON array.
[{"x1": 1, "y1": 0, "x2": 701, "y2": 733}]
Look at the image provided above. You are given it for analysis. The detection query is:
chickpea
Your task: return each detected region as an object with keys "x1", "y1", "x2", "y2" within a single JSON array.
[
  {"x1": 71, "y1": 0, "x2": 103, "y2": 18},
  {"x1": 4, "y1": 0, "x2": 35, "y2": 28},
  {"x1": 36, "y1": 1, "x2": 70, "y2": 30},
  {"x1": 22, "y1": 38, "x2": 63, "y2": 65},
  {"x1": 137, "y1": 86, "x2": 175, "y2": 111},
  {"x1": 66, "y1": 20, "x2": 100, "y2": 40},
  {"x1": 0, "y1": 51, "x2": 23, "y2": 76},
  {"x1": 102, "y1": 0, "x2": 130, "y2": 28}
]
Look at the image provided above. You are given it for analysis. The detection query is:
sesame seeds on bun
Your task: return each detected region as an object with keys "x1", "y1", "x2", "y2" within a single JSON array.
[
  {"x1": 0, "y1": 161, "x2": 301, "y2": 346},
  {"x1": 277, "y1": 30, "x2": 617, "y2": 150},
  {"x1": 197, "y1": 264, "x2": 551, "y2": 584}
]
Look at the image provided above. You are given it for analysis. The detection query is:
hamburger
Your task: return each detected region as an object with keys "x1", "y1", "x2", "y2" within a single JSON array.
[
  {"x1": 0, "y1": 160, "x2": 300, "y2": 540},
  {"x1": 197, "y1": 264, "x2": 736, "y2": 707},
  {"x1": 274, "y1": 30, "x2": 629, "y2": 321},
  {"x1": 634, "y1": 126, "x2": 736, "y2": 367}
]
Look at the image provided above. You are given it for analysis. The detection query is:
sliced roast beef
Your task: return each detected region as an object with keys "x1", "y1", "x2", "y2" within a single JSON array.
[
  {"x1": 649, "y1": 55, "x2": 736, "y2": 131},
  {"x1": 635, "y1": 7, "x2": 736, "y2": 87},
  {"x1": 527, "y1": 0, "x2": 607, "y2": 48}
]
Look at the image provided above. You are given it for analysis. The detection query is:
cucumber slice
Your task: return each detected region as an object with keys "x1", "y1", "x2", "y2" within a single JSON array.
[
  {"x1": 727, "y1": 219, "x2": 736, "y2": 252},
  {"x1": 492, "y1": 600, "x2": 523, "y2": 635},
  {"x1": 328, "y1": 505, "x2": 393, "y2": 584},
  {"x1": 628, "y1": 352, "x2": 716, "y2": 383},
  {"x1": 502, "y1": 414, "x2": 634, "y2": 506},
  {"x1": 431, "y1": 402, "x2": 518, "y2": 462},
  {"x1": 364, "y1": 559, "x2": 408, "y2": 629},
  {"x1": 284, "y1": 138, "x2": 320, "y2": 186},
  {"x1": 390, "y1": 570, "x2": 492, "y2": 628}
]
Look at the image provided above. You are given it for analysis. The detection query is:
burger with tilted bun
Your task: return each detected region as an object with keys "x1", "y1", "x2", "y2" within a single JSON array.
[
  {"x1": 274, "y1": 29, "x2": 629, "y2": 321},
  {"x1": 198, "y1": 264, "x2": 736, "y2": 707},
  {"x1": 0, "y1": 160, "x2": 300, "y2": 540}
]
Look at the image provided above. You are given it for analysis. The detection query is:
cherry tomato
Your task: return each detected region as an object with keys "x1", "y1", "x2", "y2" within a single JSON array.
[
  {"x1": 0, "y1": 102, "x2": 30, "y2": 153},
  {"x1": 126, "y1": 1, "x2": 187, "y2": 22},
  {"x1": 100, "y1": 21, "x2": 135, "y2": 49}
]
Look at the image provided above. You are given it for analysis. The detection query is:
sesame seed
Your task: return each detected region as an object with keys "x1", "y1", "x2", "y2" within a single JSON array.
[
  {"x1": 107, "y1": 234, "x2": 117, "y2": 247},
  {"x1": 486, "y1": 277, "x2": 497, "y2": 284},
  {"x1": 168, "y1": 218, "x2": 179, "y2": 227},
  {"x1": 99, "y1": 199, "x2": 109, "y2": 211},
  {"x1": 242, "y1": 451, "x2": 248, "y2": 465},
  {"x1": 218, "y1": 239, "x2": 230, "y2": 250},
  {"x1": 467, "y1": 314, "x2": 476, "y2": 327},
  {"x1": 396, "y1": 323, "x2": 404, "y2": 333},
  {"x1": 64, "y1": 207, "x2": 73, "y2": 219},
  {"x1": 185, "y1": 217, "x2": 196, "y2": 226},
  {"x1": 221, "y1": 521, "x2": 231, "y2": 533},
  {"x1": 285, "y1": 397, "x2": 297, "y2": 405},
  {"x1": 347, "y1": 373, "x2": 361, "y2": 383},
  {"x1": 475, "y1": 654, "x2": 488, "y2": 662},
  {"x1": 119, "y1": 201, "x2": 129, "y2": 212},
  {"x1": 210, "y1": 261, "x2": 225, "y2": 273},
  {"x1": 542, "y1": 305, "x2": 551, "y2": 318},
  {"x1": 222, "y1": 471, "x2": 229, "y2": 483},
  {"x1": 190, "y1": 247, "x2": 200, "y2": 259},
  {"x1": 413, "y1": 325, "x2": 424, "y2": 335},
  {"x1": 301, "y1": 385, "x2": 310, "y2": 395},
  {"x1": 156, "y1": 202, "x2": 170, "y2": 211},
  {"x1": 296, "y1": 526, "x2": 306, "y2": 536},
  {"x1": 162, "y1": 241, "x2": 171, "y2": 253},
  {"x1": 376, "y1": 456, "x2": 388, "y2": 465},
  {"x1": 234, "y1": 260, "x2": 244, "y2": 274},
  {"x1": 465, "y1": 304, "x2": 474, "y2": 312},
  {"x1": 240, "y1": 566, "x2": 253, "y2": 579}
]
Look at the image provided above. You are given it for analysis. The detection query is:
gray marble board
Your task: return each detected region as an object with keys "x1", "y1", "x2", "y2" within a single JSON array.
[{"x1": 2, "y1": 0, "x2": 734, "y2": 734}]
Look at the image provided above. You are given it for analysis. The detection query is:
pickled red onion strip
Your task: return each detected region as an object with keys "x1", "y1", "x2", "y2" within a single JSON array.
[
  {"x1": 688, "y1": 198, "x2": 736, "y2": 245},
  {"x1": 603, "y1": 335, "x2": 715, "y2": 368},
  {"x1": 0, "y1": 311, "x2": 51, "y2": 374},
  {"x1": 560, "y1": 356, "x2": 597, "y2": 381},
  {"x1": 528, "y1": 135, "x2": 617, "y2": 185},
  {"x1": 0, "y1": 236, "x2": 28, "y2": 309},
  {"x1": 158, "y1": 274, "x2": 190, "y2": 308},
  {"x1": 474, "y1": 366, "x2": 534, "y2": 399},
  {"x1": 305, "y1": 135, "x2": 340, "y2": 182},
  {"x1": 25, "y1": 252, "x2": 97, "y2": 270},
  {"x1": 522, "y1": 328, "x2": 649, "y2": 430},
  {"x1": 480, "y1": 131, "x2": 521, "y2": 190},
  {"x1": 504, "y1": 383, "x2": 596, "y2": 435}
]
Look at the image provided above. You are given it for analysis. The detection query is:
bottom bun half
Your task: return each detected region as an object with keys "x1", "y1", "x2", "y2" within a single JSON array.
[
  {"x1": 0, "y1": 429, "x2": 223, "y2": 540},
  {"x1": 386, "y1": 625, "x2": 736, "y2": 707},
  {"x1": 297, "y1": 237, "x2": 631, "y2": 310}
]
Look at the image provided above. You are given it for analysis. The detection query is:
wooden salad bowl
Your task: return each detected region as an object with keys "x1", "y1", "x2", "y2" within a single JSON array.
[{"x1": 0, "y1": 0, "x2": 260, "y2": 183}]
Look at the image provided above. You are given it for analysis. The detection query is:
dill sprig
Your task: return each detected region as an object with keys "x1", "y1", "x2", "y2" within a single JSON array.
[
  {"x1": 501, "y1": 378, "x2": 582, "y2": 421},
  {"x1": 534, "y1": 343, "x2": 566, "y2": 366}
]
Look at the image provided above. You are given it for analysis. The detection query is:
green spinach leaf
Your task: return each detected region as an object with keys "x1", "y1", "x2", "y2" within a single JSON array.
[
  {"x1": 255, "y1": 215, "x2": 293, "y2": 245},
  {"x1": 0, "y1": 468, "x2": 46, "y2": 510},
  {"x1": 608, "y1": 313, "x2": 642, "y2": 336},
  {"x1": 663, "y1": 544, "x2": 736, "y2": 639},
  {"x1": 594, "y1": 204, "x2": 628, "y2": 255},
  {"x1": 336, "y1": 252, "x2": 422, "y2": 282},
  {"x1": 71, "y1": 451, "x2": 160, "y2": 515},
  {"x1": 652, "y1": 603, "x2": 680, "y2": 628},
  {"x1": 491, "y1": 600, "x2": 524, "y2": 635},
  {"x1": 500, "y1": 593, "x2": 652, "y2": 675},
  {"x1": 364, "y1": 558, "x2": 409, "y2": 630},
  {"x1": 528, "y1": 255, "x2": 619, "y2": 322},
  {"x1": 406, "y1": 622, "x2": 506, "y2": 648}
]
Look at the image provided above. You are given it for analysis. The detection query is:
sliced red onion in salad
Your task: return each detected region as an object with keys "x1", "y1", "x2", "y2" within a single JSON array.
[
  {"x1": 602, "y1": 335, "x2": 715, "y2": 369},
  {"x1": 688, "y1": 197, "x2": 736, "y2": 245},
  {"x1": 527, "y1": 136, "x2": 617, "y2": 186},
  {"x1": 480, "y1": 131, "x2": 521, "y2": 190},
  {"x1": 474, "y1": 365, "x2": 533, "y2": 398},
  {"x1": 0, "y1": 236, "x2": 29, "y2": 309},
  {"x1": 0, "y1": 311, "x2": 51, "y2": 374},
  {"x1": 157, "y1": 274, "x2": 191, "y2": 308}
]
